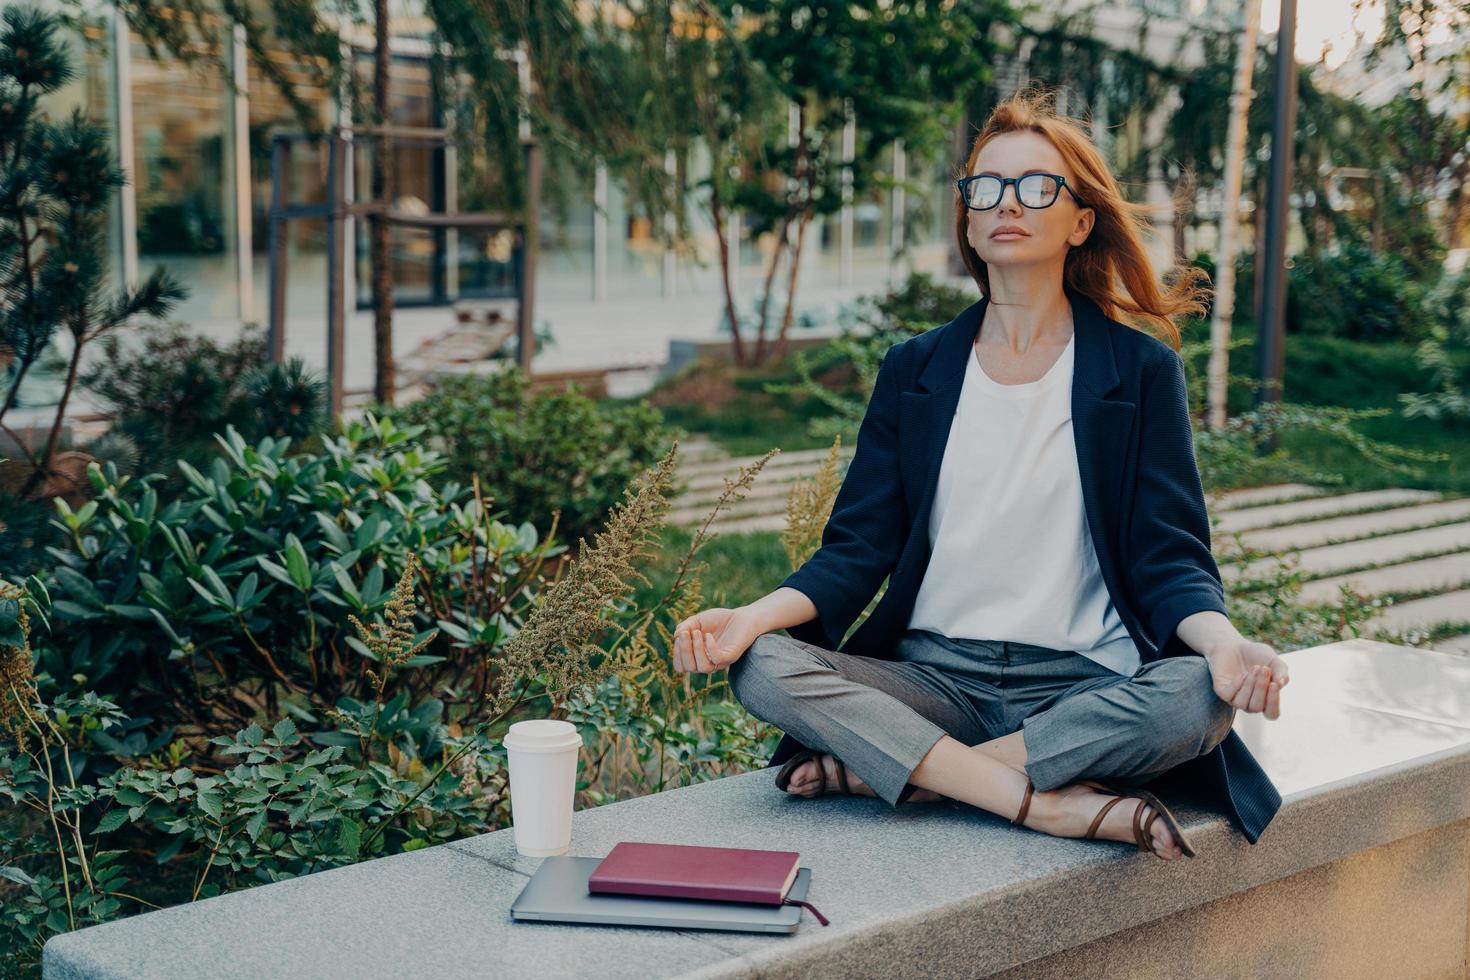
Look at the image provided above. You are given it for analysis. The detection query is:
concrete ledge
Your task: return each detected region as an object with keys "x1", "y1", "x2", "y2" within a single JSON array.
[
  {"x1": 664, "y1": 330, "x2": 853, "y2": 376},
  {"x1": 42, "y1": 639, "x2": 1470, "y2": 979}
]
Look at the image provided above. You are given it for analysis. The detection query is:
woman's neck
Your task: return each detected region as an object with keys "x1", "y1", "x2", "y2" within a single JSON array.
[{"x1": 980, "y1": 274, "x2": 1073, "y2": 354}]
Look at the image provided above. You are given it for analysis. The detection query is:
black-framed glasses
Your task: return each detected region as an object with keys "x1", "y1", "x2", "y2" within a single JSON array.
[{"x1": 956, "y1": 172, "x2": 1086, "y2": 211}]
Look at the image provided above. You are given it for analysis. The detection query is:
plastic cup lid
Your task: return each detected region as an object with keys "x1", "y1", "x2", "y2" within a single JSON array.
[{"x1": 503, "y1": 718, "x2": 581, "y2": 748}]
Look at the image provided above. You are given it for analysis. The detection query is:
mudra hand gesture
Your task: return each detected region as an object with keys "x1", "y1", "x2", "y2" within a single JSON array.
[
  {"x1": 1203, "y1": 638, "x2": 1290, "y2": 720},
  {"x1": 671, "y1": 607, "x2": 764, "y2": 674}
]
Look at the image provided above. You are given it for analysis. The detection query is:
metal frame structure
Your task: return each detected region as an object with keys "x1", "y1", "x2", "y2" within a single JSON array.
[{"x1": 265, "y1": 124, "x2": 541, "y2": 418}]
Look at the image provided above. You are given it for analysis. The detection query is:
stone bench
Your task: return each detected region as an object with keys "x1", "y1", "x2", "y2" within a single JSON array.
[{"x1": 43, "y1": 638, "x2": 1470, "y2": 979}]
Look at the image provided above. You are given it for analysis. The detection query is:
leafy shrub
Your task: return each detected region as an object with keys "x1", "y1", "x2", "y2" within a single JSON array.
[
  {"x1": 1178, "y1": 335, "x2": 1450, "y2": 490},
  {"x1": 1286, "y1": 242, "x2": 1433, "y2": 343},
  {"x1": 0, "y1": 565, "x2": 516, "y2": 970},
  {"x1": 390, "y1": 367, "x2": 672, "y2": 547},
  {"x1": 838, "y1": 270, "x2": 977, "y2": 343},
  {"x1": 1400, "y1": 266, "x2": 1470, "y2": 425},
  {"x1": 82, "y1": 322, "x2": 327, "y2": 476},
  {"x1": 0, "y1": 490, "x2": 60, "y2": 580},
  {"x1": 3, "y1": 431, "x2": 791, "y2": 974},
  {"x1": 32, "y1": 414, "x2": 553, "y2": 729}
]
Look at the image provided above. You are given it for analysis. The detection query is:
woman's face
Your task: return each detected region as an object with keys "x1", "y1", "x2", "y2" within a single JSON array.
[{"x1": 964, "y1": 131, "x2": 1095, "y2": 267}]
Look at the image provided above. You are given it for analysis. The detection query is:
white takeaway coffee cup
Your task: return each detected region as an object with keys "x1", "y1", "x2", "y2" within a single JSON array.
[{"x1": 501, "y1": 719, "x2": 583, "y2": 856}]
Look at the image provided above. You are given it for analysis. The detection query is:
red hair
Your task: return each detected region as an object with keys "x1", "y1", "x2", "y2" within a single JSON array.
[{"x1": 954, "y1": 82, "x2": 1210, "y2": 351}]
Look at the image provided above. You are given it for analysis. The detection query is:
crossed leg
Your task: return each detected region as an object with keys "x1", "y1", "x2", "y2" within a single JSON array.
[{"x1": 728, "y1": 634, "x2": 1232, "y2": 860}]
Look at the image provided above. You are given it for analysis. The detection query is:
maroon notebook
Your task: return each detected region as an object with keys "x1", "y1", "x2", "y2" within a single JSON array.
[{"x1": 586, "y1": 841, "x2": 829, "y2": 925}]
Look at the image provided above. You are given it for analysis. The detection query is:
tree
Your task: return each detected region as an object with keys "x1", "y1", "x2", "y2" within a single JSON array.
[
  {"x1": 1207, "y1": 0, "x2": 1261, "y2": 432},
  {"x1": 1358, "y1": 0, "x2": 1470, "y2": 251},
  {"x1": 0, "y1": 5, "x2": 183, "y2": 497},
  {"x1": 594, "y1": 0, "x2": 1017, "y2": 370},
  {"x1": 370, "y1": 0, "x2": 395, "y2": 404}
]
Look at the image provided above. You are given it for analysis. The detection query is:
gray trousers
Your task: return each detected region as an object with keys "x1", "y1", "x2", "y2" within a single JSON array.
[{"x1": 726, "y1": 627, "x2": 1235, "y2": 807}]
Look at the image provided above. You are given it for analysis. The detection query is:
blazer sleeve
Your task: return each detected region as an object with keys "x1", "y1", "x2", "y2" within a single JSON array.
[
  {"x1": 777, "y1": 345, "x2": 906, "y2": 648},
  {"x1": 1129, "y1": 348, "x2": 1229, "y2": 655}
]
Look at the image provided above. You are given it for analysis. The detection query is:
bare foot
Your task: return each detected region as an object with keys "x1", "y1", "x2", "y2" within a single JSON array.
[
  {"x1": 783, "y1": 754, "x2": 943, "y2": 802},
  {"x1": 1023, "y1": 783, "x2": 1185, "y2": 860}
]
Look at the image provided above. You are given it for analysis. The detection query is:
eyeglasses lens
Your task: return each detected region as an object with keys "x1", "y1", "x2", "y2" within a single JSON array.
[{"x1": 966, "y1": 174, "x2": 1060, "y2": 209}]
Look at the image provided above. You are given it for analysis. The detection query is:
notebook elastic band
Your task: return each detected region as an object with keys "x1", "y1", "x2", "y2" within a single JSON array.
[{"x1": 783, "y1": 897, "x2": 830, "y2": 926}]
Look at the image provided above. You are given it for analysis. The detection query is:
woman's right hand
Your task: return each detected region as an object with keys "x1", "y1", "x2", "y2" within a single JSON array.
[{"x1": 672, "y1": 606, "x2": 765, "y2": 674}]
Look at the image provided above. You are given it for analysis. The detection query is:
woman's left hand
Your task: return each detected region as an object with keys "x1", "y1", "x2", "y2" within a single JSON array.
[{"x1": 1203, "y1": 639, "x2": 1290, "y2": 720}]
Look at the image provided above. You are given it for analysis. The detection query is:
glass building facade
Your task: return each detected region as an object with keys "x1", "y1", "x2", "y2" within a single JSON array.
[{"x1": 30, "y1": 2, "x2": 963, "y2": 334}]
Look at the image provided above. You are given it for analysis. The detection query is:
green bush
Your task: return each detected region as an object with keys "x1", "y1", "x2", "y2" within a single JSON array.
[
  {"x1": 1, "y1": 438, "x2": 785, "y2": 975},
  {"x1": 1286, "y1": 243, "x2": 1433, "y2": 342},
  {"x1": 82, "y1": 322, "x2": 327, "y2": 477},
  {"x1": 838, "y1": 270, "x2": 977, "y2": 342},
  {"x1": 31, "y1": 414, "x2": 555, "y2": 727},
  {"x1": 390, "y1": 367, "x2": 672, "y2": 547},
  {"x1": 1399, "y1": 266, "x2": 1470, "y2": 425},
  {"x1": 1176, "y1": 335, "x2": 1451, "y2": 490},
  {"x1": 0, "y1": 565, "x2": 517, "y2": 966}
]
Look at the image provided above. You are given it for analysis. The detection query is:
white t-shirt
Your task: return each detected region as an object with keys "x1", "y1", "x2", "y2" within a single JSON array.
[{"x1": 906, "y1": 330, "x2": 1142, "y2": 675}]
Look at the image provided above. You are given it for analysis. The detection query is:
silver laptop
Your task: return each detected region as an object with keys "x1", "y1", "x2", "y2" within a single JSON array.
[{"x1": 509, "y1": 855, "x2": 813, "y2": 934}]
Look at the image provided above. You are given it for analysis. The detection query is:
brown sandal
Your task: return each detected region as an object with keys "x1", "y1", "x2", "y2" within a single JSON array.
[
  {"x1": 1080, "y1": 780, "x2": 1198, "y2": 859},
  {"x1": 1010, "y1": 778, "x2": 1197, "y2": 859},
  {"x1": 774, "y1": 748, "x2": 853, "y2": 796}
]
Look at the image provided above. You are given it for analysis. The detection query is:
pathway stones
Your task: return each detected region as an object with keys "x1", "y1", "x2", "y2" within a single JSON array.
[
  {"x1": 1357, "y1": 590, "x2": 1470, "y2": 639},
  {"x1": 1230, "y1": 498, "x2": 1470, "y2": 554},
  {"x1": 1212, "y1": 489, "x2": 1443, "y2": 535},
  {"x1": 1222, "y1": 522, "x2": 1470, "y2": 585},
  {"x1": 1294, "y1": 553, "x2": 1470, "y2": 605},
  {"x1": 1207, "y1": 483, "x2": 1330, "y2": 511}
]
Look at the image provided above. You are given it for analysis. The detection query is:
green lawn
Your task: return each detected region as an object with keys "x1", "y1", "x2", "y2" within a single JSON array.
[
  {"x1": 1197, "y1": 327, "x2": 1470, "y2": 495},
  {"x1": 608, "y1": 345, "x2": 859, "y2": 458},
  {"x1": 630, "y1": 523, "x2": 796, "y2": 615}
]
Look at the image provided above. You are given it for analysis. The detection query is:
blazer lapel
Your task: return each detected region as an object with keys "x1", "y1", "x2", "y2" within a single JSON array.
[{"x1": 897, "y1": 287, "x2": 1136, "y2": 581}]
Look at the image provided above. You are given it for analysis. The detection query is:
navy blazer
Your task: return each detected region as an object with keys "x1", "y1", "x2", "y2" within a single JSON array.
[{"x1": 769, "y1": 285, "x2": 1282, "y2": 843}]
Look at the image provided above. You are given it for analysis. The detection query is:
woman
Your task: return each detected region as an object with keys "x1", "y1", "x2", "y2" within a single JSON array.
[{"x1": 672, "y1": 87, "x2": 1290, "y2": 861}]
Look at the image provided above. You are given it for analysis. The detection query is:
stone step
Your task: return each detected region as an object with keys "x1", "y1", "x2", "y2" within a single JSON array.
[
  {"x1": 1207, "y1": 483, "x2": 1331, "y2": 511},
  {"x1": 673, "y1": 449, "x2": 858, "y2": 499},
  {"x1": 1295, "y1": 552, "x2": 1470, "y2": 605},
  {"x1": 668, "y1": 488, "x2": 801, "y2": 527},
  {"x1": 1233, "y1": 498, "x2": 1470, "y2": 556},
  {"x1": 1222, "y1": 522, "x2": 1470, "y2": 585},
  {"x1": 1359, "y1": 589, "x2": 1470, "y2": 638},
  {"x1": 676, "y1": 444, "x2": 851, "y2": 481},
  {"x1": 703, "y1": 511, "x2": 791, "y2": 535},
  {"x1": 674, "y1": 439, "x2": 729, "y2": 465},
  {"x1": 1213, "y1": 488, "x2": 1443, "y2": 535},
  {"x1": 1434, "y1": 633, "x2": 1470, "y2": 656},
  {"x1": 673, "y1": 469, "x2": 824, "y2": 510}
]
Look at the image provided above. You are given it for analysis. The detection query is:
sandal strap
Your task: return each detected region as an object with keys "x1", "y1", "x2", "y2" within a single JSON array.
[
  {"x1": 1140, "y1": 806, "x2": 1161, "y2": 853},
  {"x1": 775, "y1": 749, "x2": 816, "y2": 791},
  {"x1": 834, "y1": 758, "x2": 852, "y2": 795},
  {"x1": 1011, "y1": 778, "x2": 1035, "y2": 827},
  {"x1": 1131, "y1": 799, "x2": 1152, "y2": 852},
  {"x1": 1084, "y1": 794, "x2": 1127, "y2": 840}
]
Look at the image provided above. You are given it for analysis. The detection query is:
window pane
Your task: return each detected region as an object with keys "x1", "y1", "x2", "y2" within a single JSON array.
[
  {"x1": 130, "y1": 29, "x2": 238, "y2": 321},
  {"x1": 248, "y1": 45, "x2": 332, "y2": 319}
]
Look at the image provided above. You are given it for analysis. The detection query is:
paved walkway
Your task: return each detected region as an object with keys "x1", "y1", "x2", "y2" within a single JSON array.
[
  {"x1": 4, "y1": 276, "x2": 930, "y2": 443},
  {"x1": 668, "y1": 447, "x2": 1470, "y2": 655}
]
